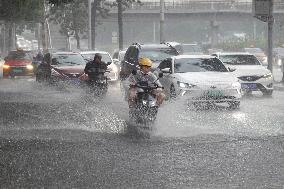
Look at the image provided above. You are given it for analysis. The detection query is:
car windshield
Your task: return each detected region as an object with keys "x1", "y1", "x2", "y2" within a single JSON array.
[
  {"x1": 244, "y1": 48, "x2": 263, "y2": 53},
  {"x1": 219, "y1": 55, "x2": 261, "y2": 65},
  {"x1": 7, "y1": 51, "x2": 31, "y2": 60},
  {"x1": 81, "y1": 53, "x2": 112, "y2": 63},
  {"x1": 174, "y1": 58, "x2": 228, "y2": 73},
  {"x1": 139, "y1": 48, "x2": 178, "y2": 62},
  {"x1": 52, "y1": 54, "x2": 86, "y2": 66},
  {"x1": 182, "y1": 44, "x2": 203, "y2": 53}
]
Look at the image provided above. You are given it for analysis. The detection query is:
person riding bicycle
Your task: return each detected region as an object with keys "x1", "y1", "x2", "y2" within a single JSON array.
[{"x1": 128, "y1": 57, "x2": 165, "y2": 107}]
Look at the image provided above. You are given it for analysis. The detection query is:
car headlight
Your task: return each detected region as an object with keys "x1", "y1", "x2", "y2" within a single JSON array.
[
  {"x1": 3, "y1": 64, "x2": 10, "y2": 69},
  {"x1": 263, "y1": 73, "x2": 273, "y2": 79},
  {"x1": 262, "y1": 57, "x2": 268, "y2": 63},
  {"x1": 232, "y1": 82, "x2": 241, "y2": 89},
  {"x1": 278, "y1": 59, "x2": 282, "y2": 66},
  {"x1": 26, "y1": 64, "x2": 33, "y2": 70},
  {"x1": 177, "y1": 81, "x2": 195, "y2": 88}
]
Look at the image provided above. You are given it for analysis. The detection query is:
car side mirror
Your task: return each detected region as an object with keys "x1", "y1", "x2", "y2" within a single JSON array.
[
  {"x1": 161, "y1": 68, "x2": 171, "y2": 73},
  {"x1": 131, "y1": 69, "x2": 137, "y2": 75},
  {"x1": 158, "y1": 72, "x2": 163, "y2": 78},
  {"x1": 107, "y1": 62, "x2": 112, "y2": 65},
  {"x1": 228, "y1": 67, "x2": 236, "y2": 72}
]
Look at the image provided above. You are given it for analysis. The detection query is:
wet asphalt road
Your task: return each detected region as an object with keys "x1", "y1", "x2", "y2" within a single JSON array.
[{"x1": 0, "y1": 78, "x2": 283, "y2": 188}]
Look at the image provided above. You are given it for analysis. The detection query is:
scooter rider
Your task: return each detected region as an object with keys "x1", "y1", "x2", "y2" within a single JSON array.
[
  {"x1": 84, "y1": 53, "x2": 109, "y2": 84},
  {"x1": 128, "y1": 57, "x2": 165, "y2": 107}
]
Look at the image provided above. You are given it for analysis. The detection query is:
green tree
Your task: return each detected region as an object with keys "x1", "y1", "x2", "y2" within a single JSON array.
[
  {"x1": 49, "y1": 0, "x2": 87, "y2": 49},
  {"x1": 0, "y1": 0, "x2": 44, "y2": 51},
  {"x1": 49, "y1": 0, "x2": 110, "y2": 50},
  {"x1": 0, "y1": 0, "x2": 78, "y2": 51},
  {"x1": 112, "y1": 0, "x2": 141, "y2": 50}
]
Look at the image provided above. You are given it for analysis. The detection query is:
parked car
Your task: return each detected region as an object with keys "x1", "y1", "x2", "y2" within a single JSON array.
[
  {"x1": 243, "y1": 47, "x2": 267, "y2": 66},
  {"x1": 3, "y1": 49, "x2": 34, "y2": 78},
  {"x1": 212, "y1": 52, "x2": 273, "y2": 96},
  {"x1": 119, "y1": 42, "x2": 179, "y2": 79},
  {"x1": 36, "y1": 52, "x2": 87, "y2": 84},
  {"x1": 80, "y1": 51, "x2": 119, "y2": 81},
  {"x1": 157, "y1": 55, "x2": 241, "y2": 109}
]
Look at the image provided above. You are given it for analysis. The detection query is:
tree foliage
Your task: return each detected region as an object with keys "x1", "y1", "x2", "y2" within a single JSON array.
[
  {"x1": 0, "y1": 0, "x2": 43, "y2": 22},
  {"x1": 49, "y1": 0, "x2": 110, "y2": 49},
  {"x1": 111, "y1": 0, "x2": 141, "y2": 11},
  {"x1": 112, "y1": 0, "x2": 141, "y2": 49},
  {"x1": 0, "y1": 0, "x2": 75, "y2": 22}
]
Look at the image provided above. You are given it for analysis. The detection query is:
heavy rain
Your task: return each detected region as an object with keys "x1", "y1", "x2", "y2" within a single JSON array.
[{"x1": 0, "y1": 0, "x2": 283, "y2": 188}]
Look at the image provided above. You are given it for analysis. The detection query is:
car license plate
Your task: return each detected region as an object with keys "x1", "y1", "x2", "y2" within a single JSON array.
[
  {"x1": 241, "y1": 83, "x2": 257, "y2": 89},
  {"x1": 206, "y1": 90, "x2": 224, "y2": 97},
  {"x1": 13, "y1": 68, "x2": 23, "y2": 73}
]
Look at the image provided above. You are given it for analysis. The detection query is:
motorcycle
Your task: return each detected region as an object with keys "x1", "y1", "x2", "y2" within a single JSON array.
[
  {"x1": 87, "y1": 67, "x2": 110, "y2": 97},
  {"x1": 128, "y1": 70, "x2": 163, "y2": 137}
]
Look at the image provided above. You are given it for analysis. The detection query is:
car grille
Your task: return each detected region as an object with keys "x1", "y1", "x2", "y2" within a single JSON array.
[
  {"x1": 65, "y1": 73, "x2": 81, "y2": 78},
  {"x1": 238, "y1": 75, "x2": 262, "y2": 81}
]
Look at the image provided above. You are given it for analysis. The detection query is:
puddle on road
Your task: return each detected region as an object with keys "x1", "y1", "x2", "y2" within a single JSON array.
[
  {"x1": 155, "y1": 96, "x2": 284, "y2": 138},
  {"x1": 0, "y1": 79, "x2": 283, "y2": 139}
]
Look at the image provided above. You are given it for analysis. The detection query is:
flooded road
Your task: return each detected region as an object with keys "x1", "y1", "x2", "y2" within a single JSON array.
[{"x1": 0, "y1": 78, "x2": 283, "y2": 188}]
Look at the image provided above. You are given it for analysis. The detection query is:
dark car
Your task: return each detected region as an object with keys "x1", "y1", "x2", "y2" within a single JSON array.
[
  {"x1": 119, "y1": 43, "x2": 179, "y2": 79},
  {"x1": 36, "y1": 52, "x2": 88, "y2": 84},
  {"x1": 3, "y1": 50, "x2": 34, "y2": 78}
]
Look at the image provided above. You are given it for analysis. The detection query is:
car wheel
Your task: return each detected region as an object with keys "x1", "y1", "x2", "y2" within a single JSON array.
[
  {"x1": 228, "y1": 101, "x2": 240, "y2": 110},
  {"x1": 170, "y1": 85, "x2": 177, "y2": 99},
  {"x1": 262, "y1": 89, "x2": 273, "y2": 96}
]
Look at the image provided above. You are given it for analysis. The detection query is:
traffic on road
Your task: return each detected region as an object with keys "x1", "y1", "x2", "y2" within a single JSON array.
[{"x1": 0, "y1": 0, "x2": 284, "y2": 188}]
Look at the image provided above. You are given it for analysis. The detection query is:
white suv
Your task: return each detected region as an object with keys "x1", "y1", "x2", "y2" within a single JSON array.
[{"x1": 212, "y1": 52, "x2": 273, "y2": 96}]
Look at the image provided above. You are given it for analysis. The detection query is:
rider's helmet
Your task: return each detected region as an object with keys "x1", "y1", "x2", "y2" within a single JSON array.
[
  {"x1": 94, "y1": 53, "x2": 102, "y2": 61},
  {"x1": 139, "y1": 57, "x2": 152, "y2": 67}
]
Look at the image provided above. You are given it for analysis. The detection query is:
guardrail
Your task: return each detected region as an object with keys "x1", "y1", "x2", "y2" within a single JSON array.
[{"x1": 107, "y1": 0, "x2": 284, "y2": 12}]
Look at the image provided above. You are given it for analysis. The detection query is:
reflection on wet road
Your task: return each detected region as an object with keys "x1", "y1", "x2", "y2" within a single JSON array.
[{"x1": 0, "y1": 78, "x2": 283, "y2": 188}]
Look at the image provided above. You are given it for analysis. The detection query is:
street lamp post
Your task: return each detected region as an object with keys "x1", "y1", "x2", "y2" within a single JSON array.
[
  {"x1": 160, "y1": 0, "x2": 165, "y2": 43},
  {"x1": 267, "y1": 0, "x2": 274, "y2": 72},
  {"x1": 88, "y1": 0, "x2": 92, "y2": 50}
]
